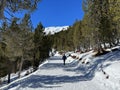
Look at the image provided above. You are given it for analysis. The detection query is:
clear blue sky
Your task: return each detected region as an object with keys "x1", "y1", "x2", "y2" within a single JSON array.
[{"x1": 31, "y1": 0, "x2": 84, "y2": 27}]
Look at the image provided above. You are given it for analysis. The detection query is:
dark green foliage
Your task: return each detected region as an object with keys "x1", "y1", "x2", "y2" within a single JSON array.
[
  {"x1": 0, "y1": 0, "x2": 41, "y2": 19},
  {"x1": 0, "y1": 14, "x2": 35, "y2": 81},
  {"x1": 50, "y1": 0, "x2": 120, "y2": 52},
  {"x1": 22, "y1": 60, "x2": 32, "y2": 70},
  {"x1": 0, "y1": 0, "x2": 42, "y2": 83},
  {"x1": 0, "y1": 41, "x2": 8, "y2": 78},
  {"x1": 51, "y1": 26, "x2": 75, "y2": 51},
  {"x1": 21, "y1": 13, "x2": 33, "y2": 32},
  {"x1": 0, "y1": 0, "x2": 120, "y2": 84},
  {"x1": 0, "y1": 56, "x2": 8, "y2": 77},
  {"x1": 33, "y1": 23, "x2": 52, "y2": 70},
  {"x1": 81, "y1": 0, "x2": 120, "y2": 50},
  {"x1": 33, "y1": 23, "x2": 44, "y2": 66}
]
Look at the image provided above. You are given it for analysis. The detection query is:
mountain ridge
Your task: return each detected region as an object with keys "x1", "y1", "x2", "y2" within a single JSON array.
[{"x1": 44, "y1": 26, "x2": 69, "y2": 35}]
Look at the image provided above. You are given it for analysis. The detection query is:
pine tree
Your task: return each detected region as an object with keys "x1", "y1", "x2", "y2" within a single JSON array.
[
  {"x1": 82, "y1": 0, "x2": 115, "y2": 50},
  {"x1": 20, "y1": 13, "x2": 33, "y2": 32},
  {"x1": 73, "y1": 20, "x2": 82, "y2": 50},
  {"x1": 33, "y1": 23, "x2": 44, "y2": 70},
  {"x1": 0, "y1": 0, "x2": 41, "y2": 19}
]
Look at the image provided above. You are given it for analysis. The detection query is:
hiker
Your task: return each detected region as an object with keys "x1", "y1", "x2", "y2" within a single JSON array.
[{"x1": 62, "y1": 54, "x2": 67, "y2": 65}]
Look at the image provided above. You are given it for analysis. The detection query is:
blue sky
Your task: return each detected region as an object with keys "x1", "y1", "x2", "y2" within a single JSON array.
[{"x1": 31, "y1": 0, "x2": 84, "y2": 27}]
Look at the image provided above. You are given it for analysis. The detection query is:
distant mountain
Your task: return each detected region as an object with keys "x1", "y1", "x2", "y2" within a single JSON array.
[{"x1": 44, "y1": 26, "x2": 69, "y2": 35}]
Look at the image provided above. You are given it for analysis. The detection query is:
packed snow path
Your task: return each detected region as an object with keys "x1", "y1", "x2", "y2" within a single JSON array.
[
  {"x1": 3, "y1": 55, "x2": 84, "y2": 90},
  {"x1": 1, "y1": 50, "x2": 120, "y2": 90}
]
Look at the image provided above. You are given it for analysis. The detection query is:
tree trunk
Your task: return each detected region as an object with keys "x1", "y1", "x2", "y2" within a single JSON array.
[
  {"x1": 33, "y1": 52, "x2": 37, "y2": 72},
  {"x1": 18, "y1": 56, "x2": 24, "y2": 78},
  {"x1": 7, "y1": 60, "x2": 12, "y2": 83},
  {"x1": 7, "y1": 72, "x2": 11, "y2": 83}
]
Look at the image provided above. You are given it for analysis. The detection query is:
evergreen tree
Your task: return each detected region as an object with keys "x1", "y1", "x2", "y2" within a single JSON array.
[
  {"x1": 33, "y1": 23, "x2": 44, "y2": 70},
  {"x1": 0, "y1": 0, "x2": 41, "y2": 19},
  {"x1": 2, "y1": 17, "x2": 34, "y2": 79},
  {"x1": 73, "y1": 20, "x2": 82, "y2": 50},
  {"x1": 82, "y1": 0, "x2": 116, "y2": 50},
  {"x1": 20, "y1": 13, "x2": 33, "y2": 32}
]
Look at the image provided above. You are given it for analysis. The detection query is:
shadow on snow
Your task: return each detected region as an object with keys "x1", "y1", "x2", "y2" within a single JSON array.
[
  {"x1": 4, "y1": 50, "x2": 120, "y2": 90},
  {"x1": 4, "y1": 74, "x2": 91, "y2": 90},
  {"x1": 65, "y1": 50, "x2": 120, "y2": 78},
  {"x1": 49, "y1": 56, "x2": 62, "y2": 60}
]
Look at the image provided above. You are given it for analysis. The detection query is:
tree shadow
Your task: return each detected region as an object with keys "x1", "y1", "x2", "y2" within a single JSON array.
[
  {"x1": 3, "y1": 56, "x2": 94, "y2": 90},
  {"x1": 4, "y1": 74, "x2": 92, "y2": 90},
  {"x1": 3, "y1": 50, "x2": 120, "y2": 90},
  {"x1": 40, "y1": 63, "x2": 66, "y2": 69},
  {"x1": 49, "y1": 56, "x2": 62, "y2": 60},
  {"x1": 65, "y1": 50, "x2": 120, "y2": 80}
]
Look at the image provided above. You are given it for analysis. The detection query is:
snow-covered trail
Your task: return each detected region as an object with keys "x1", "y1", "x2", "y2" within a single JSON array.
[
  {"x1": 2, "y1": 55, "x2": 83, "y2": 90},
  {"x1": 1, "y1": 50, "x2": 120, "y2": 90}
]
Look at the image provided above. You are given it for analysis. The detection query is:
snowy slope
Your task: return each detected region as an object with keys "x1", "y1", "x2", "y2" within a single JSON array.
[
  {"x1": 44, "y1": 26, "x2": 68, "y2": 35},
  {"x1": 1, "y1": 49, "x2": 120, "y2": 90}
]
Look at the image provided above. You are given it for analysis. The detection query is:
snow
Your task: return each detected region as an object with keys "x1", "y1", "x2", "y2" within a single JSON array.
[
  {"x1": 44, "y1": 26, "x2": 69, "y2": 35},
  {"x1": 1, "y1": 48, "x2": 120, "y2": 90}
]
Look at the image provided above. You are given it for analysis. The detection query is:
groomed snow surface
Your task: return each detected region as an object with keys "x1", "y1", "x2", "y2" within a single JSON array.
[{"x1": 1, "y1": 49, "x2": 120, "y2": 90}]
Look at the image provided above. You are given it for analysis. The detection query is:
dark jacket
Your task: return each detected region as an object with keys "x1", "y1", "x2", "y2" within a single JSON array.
[{"x1": 62, "y1": 55, "x2": 67, "y2": 60}]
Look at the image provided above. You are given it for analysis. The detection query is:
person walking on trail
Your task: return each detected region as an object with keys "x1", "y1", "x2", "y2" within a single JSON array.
[{"x1": 62, "y1": 54, "x2": 67, "y2": 65}]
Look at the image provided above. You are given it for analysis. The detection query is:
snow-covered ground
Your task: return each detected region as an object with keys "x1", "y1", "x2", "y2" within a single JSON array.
[{"x1": 1, "y1": 49, "x2": 120, "y2": 90}]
